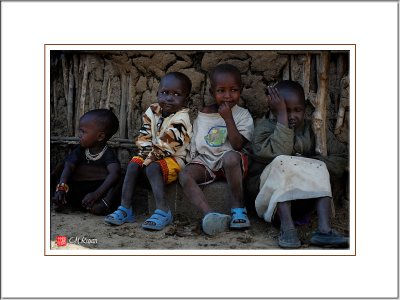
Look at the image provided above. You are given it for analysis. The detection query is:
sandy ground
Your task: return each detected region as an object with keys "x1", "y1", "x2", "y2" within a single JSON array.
[{"x1": 50, "y1": 200, "x2": 349, "y2": 251}]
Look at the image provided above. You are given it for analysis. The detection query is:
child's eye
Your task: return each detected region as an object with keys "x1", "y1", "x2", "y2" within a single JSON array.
[
  {"x1": 161, "y1": 91, "x2": 168, "y2": 95},
  {"x1": 174, "y1": 92, "x2": 180, "y2": 97}
]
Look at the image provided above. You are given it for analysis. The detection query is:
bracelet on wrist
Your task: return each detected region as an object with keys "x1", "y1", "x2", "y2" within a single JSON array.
[{"x1": 56, "y1": 183, "x2": 69, "y2": 193}]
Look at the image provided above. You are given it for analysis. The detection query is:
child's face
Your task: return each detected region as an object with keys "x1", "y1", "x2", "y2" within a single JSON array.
[
  {"x1": 210, "y1": 72, "x2": 241, "y2": 109},
  {"x1": 78, "y1": 116, "x2": 104, "y2": 148},
  {"x1": 280, "y1": 90, "x2": 305, "y2": 130},
  {"x1": 157, "y1": 76, "x2": 188, "y2": 116}
]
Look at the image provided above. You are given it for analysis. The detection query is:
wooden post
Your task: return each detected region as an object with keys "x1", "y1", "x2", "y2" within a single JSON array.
[
  {"x1": 73, "y1": 54, "x2": 80, "y2": 135},
  {"x1": 53, "y1": 80, "x2": 57, "y2": 118},
  {"x1": 89, "y1": 73, "x2": 96, "y2": 111},
  {"x1": 283, "y1": 55, "x2": 290, "y2": 80},
  {"x1": 100, "y1": 71, "x2": 109, "y2": 109},
  {"x1": 311, "y1": 51, "x2": 329, "y2": 157},
  {"x1": 303, "y1": 53, "x2": 311, "y2": 99},
  {"x1": 127, "y1": 72, "x2": 135, "y2": 140},
  {"x1": 75, "y1": 55, "x2": 89, "y2": 135},
  {"x1": 119, "y1": 73, "x2": 128, "y2": 138},
  {"x1": 66, "y1": 63, "x2": 74, "y2": 135},
  {"x1": 61, "y1": 55, "x2": 69, "y2": 102},
  {"x1": 106, "y1": 77, "x2": 111, "y2": 109},
  {"x1": 334, "y1": 54, "x2": 346, "y2": 111},
  {"x1": 334, "y1": 74, "x2": 349, "y2": 135}
]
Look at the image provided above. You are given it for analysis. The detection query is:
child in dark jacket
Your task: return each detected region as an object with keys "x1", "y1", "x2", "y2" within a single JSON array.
[{"x1": 246, "y1": 80, "x2": 349, "y2": 248}]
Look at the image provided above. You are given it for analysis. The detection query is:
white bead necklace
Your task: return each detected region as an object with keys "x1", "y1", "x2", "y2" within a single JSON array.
[{"x1": 85, "y1": 145, "x2": 108, "y2": 162}]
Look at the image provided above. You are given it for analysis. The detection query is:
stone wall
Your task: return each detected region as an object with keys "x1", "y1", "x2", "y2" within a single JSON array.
[{"x1": 50, "y1": 50, "x2": 350, "y2": 170}]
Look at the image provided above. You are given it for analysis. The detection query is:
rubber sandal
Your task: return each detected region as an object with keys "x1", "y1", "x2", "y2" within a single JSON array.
[
  {"x1": 202, "y1": 212, "x2": 231, "y2": 236},
  {"x1": 278, "y1": 228, "x2": 301, "y2": 249},
  {"x1": 230, "y1": 207, "x2": 251, "y2": 229},
  {"x1": 142, "y1": 209, "x2": 173, "y2": 231},
  {"x1": 310, "y1": 229, "x2": 349, "y2": 248},
  {"x1": 104, "y1": 205, "x2": 135, "y2": 226}
]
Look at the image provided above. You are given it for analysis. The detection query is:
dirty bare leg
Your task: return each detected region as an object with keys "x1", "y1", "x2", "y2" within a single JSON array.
[
  {"x1": 145, "y1": 162, "x2": 168, "y2": 212},
  {"x1": 120, "y1": 162, "x2": 141, "y2": 209},
  {"x1": 178, "y1": 164, "x2": 213, "y2": 216},
  {"x1": 221, "y1": 151, "x2": 243, "y2": 209},
  {"x1": 277, "y1": 201, "x2": 295, "y2": 231},
  {"x1": 316, "y1": 196, "x2": 332, "y2": 233}
]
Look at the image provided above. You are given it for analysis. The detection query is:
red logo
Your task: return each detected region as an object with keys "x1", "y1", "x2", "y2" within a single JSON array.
[{"x1": 56, "y1": 236, "x2": 67, "y2": 246}]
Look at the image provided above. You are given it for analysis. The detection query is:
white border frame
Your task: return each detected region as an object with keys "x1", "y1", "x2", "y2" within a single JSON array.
[{"x1": 2, "y1": 1, "x2": 398, "y2": 298}]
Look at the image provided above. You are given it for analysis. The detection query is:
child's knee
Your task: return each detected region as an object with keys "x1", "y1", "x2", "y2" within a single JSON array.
[
  {"x1": 222, "y1": 151, "x2": 241, "y2": 169},
  {"x1": 126, "y1": 161, "x2": 140, "y2": 175}
]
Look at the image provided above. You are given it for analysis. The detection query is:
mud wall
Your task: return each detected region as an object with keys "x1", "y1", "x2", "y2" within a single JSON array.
[{"x1": 50, "y1": 50, "x2": 350, "y2": 170}]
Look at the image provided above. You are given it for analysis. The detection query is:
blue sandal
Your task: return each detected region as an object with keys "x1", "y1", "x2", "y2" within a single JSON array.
[
  {"x1": 104, "y1": 206, "x2": 135, "y2": 226},
  {"x1": 202, "y1": 212, "x2": 231, "y2": 235},
  {"x1": 230, "y1": 207, "x2": 250, "y2": 229},
  {"x1": 142, "y1": 209, "x2": 173, "y2": 231}
]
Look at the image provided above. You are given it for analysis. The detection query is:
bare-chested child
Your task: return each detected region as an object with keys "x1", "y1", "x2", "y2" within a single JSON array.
[
  {"x1": 179, "y1": 64, "x2": 254, "y2": 235},
  {"x1": 53, "y1": 109, "x2": 121, "y2": 215},
  {"x1": 105, "y1": 72, "x2": 193, "y2": 230}
]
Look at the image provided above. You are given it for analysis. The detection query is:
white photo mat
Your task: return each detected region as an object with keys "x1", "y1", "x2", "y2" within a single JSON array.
[{"x1": 2, "y1": 1, "x2": 398, "y2": 298}]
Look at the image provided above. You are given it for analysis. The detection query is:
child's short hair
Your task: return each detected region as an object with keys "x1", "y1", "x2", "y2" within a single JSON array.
[
  {"x1": 275, "y1": 80, "x2": 306, "y2": 105},
  {"x1": 162, "y1": 72, "x2": 192, "y2": 97},
  {"x1": 82, "y1": 109, "x2": 119, "y2": 140},
  {"x1": 209, "y1": 64, "x2": 242, "y2": 87}
]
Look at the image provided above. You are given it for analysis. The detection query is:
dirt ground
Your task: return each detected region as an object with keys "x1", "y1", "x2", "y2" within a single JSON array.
[{"x1": 50, "y1": 199, "x2": 349, "y2": 251}]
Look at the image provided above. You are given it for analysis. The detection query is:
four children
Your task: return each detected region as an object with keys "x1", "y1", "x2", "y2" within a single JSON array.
[{"x1": 52, "y1": 64, "x2": 349, "y2": 248}]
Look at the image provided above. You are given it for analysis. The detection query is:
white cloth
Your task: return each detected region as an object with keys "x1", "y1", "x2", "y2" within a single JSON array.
[
  {"x1": 255, "y1": 155, "x2": 333, "y2": 222},
  {"x1": 188, "y1": 105, "x2": 254, "y2": 171}
]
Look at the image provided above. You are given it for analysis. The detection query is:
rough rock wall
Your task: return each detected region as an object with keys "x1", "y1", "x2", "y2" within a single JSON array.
[{"x1": 50, "y1": 50, "x2": 350, "y2": 170}]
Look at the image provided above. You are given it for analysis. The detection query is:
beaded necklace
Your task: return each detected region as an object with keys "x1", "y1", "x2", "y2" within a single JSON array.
[{"x1": 85, "y1": 145, "x2": 108, "y2": 163}]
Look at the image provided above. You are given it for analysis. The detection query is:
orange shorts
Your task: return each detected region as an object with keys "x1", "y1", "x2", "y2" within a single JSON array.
[{"x1": 129, "y1": 156, "x2": 181, "y2": 184}]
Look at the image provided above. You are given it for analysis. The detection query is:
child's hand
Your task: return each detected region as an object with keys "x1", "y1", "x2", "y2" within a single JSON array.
[
  {"x1": 81, "y1": 192, "x2": 100, "y2": 210},
  {"x1": 267, "y1": 86, "x2": 287, "y2": 115},
  {"x1": 53, "y1": 191, "x2": 67, "y2": 206},
  {"x1": 218, "y1": 102, "x2": 233, "y2": 121},
  {"x1": 267, "y1": 86, "x2": 288, "y2": 127}
]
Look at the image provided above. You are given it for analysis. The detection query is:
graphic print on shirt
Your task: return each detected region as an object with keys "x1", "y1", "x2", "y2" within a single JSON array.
[{"x1": 204, "y1": 126, "x2": 227, "y2": 147}]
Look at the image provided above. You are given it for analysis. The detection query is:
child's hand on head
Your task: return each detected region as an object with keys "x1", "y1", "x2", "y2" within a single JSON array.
[
  {"x1": 267, "y1": 86, "x2": 288, "y2": 127},
  {"x1": 267, "y1": 86, "x2": 287, "y2": 115},
  {"x1": 218, "y1": 102, "x2": 233, "y2": 121}
]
